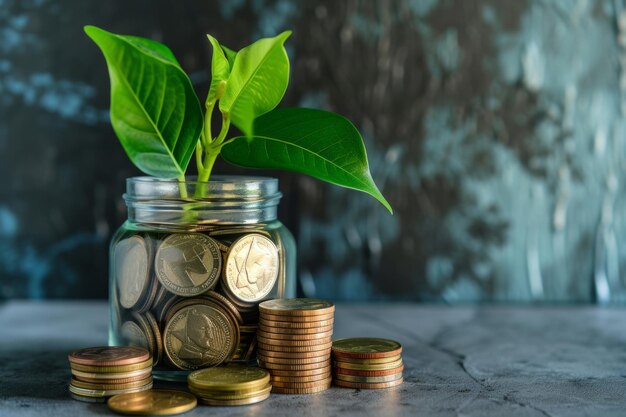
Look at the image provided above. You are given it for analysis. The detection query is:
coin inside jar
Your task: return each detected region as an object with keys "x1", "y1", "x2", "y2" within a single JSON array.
[
  {"x1": 163, "y1": 304, "x2": 238, "y2": 370},
  {"x1": 224, "y1": 234, "x2": 279, "y2": 303},
  {"x1": 156, "y1": 233, "x2": 222, "y2": 297},
  {"x1": 115, "y1": 236, "x2": 150, "y2": 310}
]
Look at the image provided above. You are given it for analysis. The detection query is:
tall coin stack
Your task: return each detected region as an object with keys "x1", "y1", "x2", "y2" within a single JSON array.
[
  {"x1": 257, "y1": 298, "x2": 334, "y2": 394},
  {"x1": 332, "y1": 338, "x2": 404, "y2": 389},
  {"x1": 68, "y1": 347, "x2": 153, "y2": 402}
]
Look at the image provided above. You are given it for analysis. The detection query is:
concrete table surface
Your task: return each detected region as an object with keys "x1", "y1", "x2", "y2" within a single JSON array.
[{"x1": 1, "y1": 302, "x2": 625, "y2": 416}]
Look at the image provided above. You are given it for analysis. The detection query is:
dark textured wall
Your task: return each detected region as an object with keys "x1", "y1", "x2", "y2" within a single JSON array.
[{"x1": 2, "y1": 0, "x2": 626, "y2": 302}]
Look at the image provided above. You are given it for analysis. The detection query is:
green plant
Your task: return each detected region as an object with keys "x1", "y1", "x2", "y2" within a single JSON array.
[{"x1": 84, "y1": 26, "x2": 391, "y2": 213}]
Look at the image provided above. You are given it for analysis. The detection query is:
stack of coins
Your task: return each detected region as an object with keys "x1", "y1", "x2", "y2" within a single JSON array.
[
  {"x1": 188, "y1": 364, "x2": 271, "y2": 406},
  {"x1": 332, "y1": 338, "x2": 404, "y2": 389},
  {"x1": 257, "y1": 298, "x2": 334, "y2": 394},
  {"x1": 68, "y1": 347, "x2": 153, "y2": 402}
]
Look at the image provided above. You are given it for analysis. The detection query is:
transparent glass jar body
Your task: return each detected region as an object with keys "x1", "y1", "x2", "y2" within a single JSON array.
[{"x1": 108, "y1": 176, "x2": 296, "y2": 381}]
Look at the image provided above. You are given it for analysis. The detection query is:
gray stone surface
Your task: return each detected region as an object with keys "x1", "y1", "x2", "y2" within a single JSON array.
[{"x1": 0, "y1": 301, "x2": 625, "y2": 416}]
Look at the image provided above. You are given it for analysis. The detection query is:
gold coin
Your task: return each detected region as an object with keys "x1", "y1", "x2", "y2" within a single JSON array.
[
  {"x1": 71, "y1": 367, "x2": 152, "y2": 381},
  {"x1": 258, "y1": 360, "x2": 331, "y2": 370},
  {"x1": 191, "y1": 384, "x2": 271, "y2": 400},
  {"x1": 259, "y1": 298, "x2": 334, "y2": 316},
  {"x1": 72, "y1": 373, "x2": 153, "y2": 384},
  {"x1": 334, "y1": 364, "x2": 405, "y2": 377},
  {"x1": 188, "y1": 364, "x2": 269, "y2": 392},
  {"x1": 331, "y1": 354, "x2": 402, "y2": 365},
  {"x1": 334, "y1": 377, "x2": 403, "y2": 389},
  {"x1": 271, "y1": 376, "x2": 332, "y2": 389},
  {"x1": 142, "y1": 311, "x2": 163, "y2": 366},
  {"x1": 68, "y1": 346, "x2": 150, "y2": 367},
  {"x1": 333, "y1": 358, "x2": 403, "y2": 371},
  {"x1": 258, "y1": 348, "x2": 331, "y2": 358},
  {"x1": 163, "y1": 303, "x2": 238, "y2": 370},
  {"x1": 334, "y1": 372, "x2": 403, "y2": 383},
  {"x1": 260, "y1": 313, "x2": 334, "y2": 322},
  {"x1": 332, "y1": 338, "x2": 402, "y2": 359},
  {"x1": 257, "y1": 355, "x2": 330, "y2": 365},
  {"x1": 268, "y1": 365, "x2": 331, "y2": 377},
  {"x1": 70, "y1": 358, "x2": 153, "y2": 373},
  {"x1": 270, "y1": 372, "x2": 330, "y2": 383},
  {"x1": 257, "y1": 332, "x2": 333, "y2": 343},
  {"x1": 258, "y1": 324, "x2": 334, "y2": 335},
  {"x1": 259, "y1": 318, "x2": 334, "y2": 328},
  {"x1": 70, "y1": 377, "x2": 153, "y2": 390},
  {"x1": 115, "y1": 236, "x2": 151, "y2": 310},
  {"x1": 164, "y1": 297, "x2": 241, "y2": 334},
  {"x1": 107, "y1": 389, "x2": 198, "y2": 415},
  {"x1": 257, "y1": 342, "x2": 333, "y2": 353},
  {"x1": 271, "y1": 382, "x2": 331, "y2": 394},
  {"x1": 198, "y1": 391, "x2": 270, "y2": 406},
  {"x1": 155, "y1": 233, "x2": 222, "y2": 297},
  {"x1": 224, "y1": 234, "x2": 279, "y2": 303},
  {"x1": 150, "y1": 283, "x2": 169, "y2": 311},
  {"x1": 257, "y1": 336, "x2": 332, "y2": 347},
  {"x1": 69, "y1": 381, "x2": 152, "y2": 397}
]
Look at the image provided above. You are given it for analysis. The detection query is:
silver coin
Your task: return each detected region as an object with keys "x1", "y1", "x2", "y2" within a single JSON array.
[
  {"x1": 155, "y1": 234, "x2": 222, "y2": 297},
  {"x1": 115, "y1": 236, "x2": 150, "y2": 310}
]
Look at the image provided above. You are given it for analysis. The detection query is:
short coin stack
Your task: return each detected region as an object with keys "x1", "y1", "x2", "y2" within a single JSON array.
[
  {"x1": 188, "y1": 364, "x2": 271, "y2": 406},
  {"x1": 257, "y1": 298, "x2": 334, "y2": 394},
  {"x1": 68, "y1": 346, "x2": 153, "y2": 402},
  {"x1": 332, "y1": 338, "x2": 404, "y2": 389}
]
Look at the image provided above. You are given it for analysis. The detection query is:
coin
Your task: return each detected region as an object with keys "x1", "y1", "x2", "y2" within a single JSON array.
[
  {"x1": 259, "y1": 298, "x2": 334, "y2": 316},
  {"x1": 257, "y1": 333, "x2": 333, "y2": 344},
  {"x1": 334, "y1": 364, "x2": 405, "y2": 377},
  {"x1": 334, "y1": 377, "x2": 403, "y2": 389},
  {"x1": 334, "y1": 373, "x2": 402, "y2": 383},
  {"x1": 268, "y1": 365, "x2": 331, "y2": 377},
  {"x1": 271, "y1": 376, "x2": 332, "y2": 389},
  {"x1": 331, "y1": 354, "x2": 402, "y2": 365},
  {"x1": 333, "y1": 359, "x2": 403, "y2": 371},
  {"x1": 258, "y1": 360, "x2": 331, "y2": 370},
  {"x1": 115, "y1": 236, "x2": 151, "y2": 310},
  {"x1": 69, "y1": 358, "x2": 152, "y2": 373},
  {"x1": 188, "y1": 364, "x2": 270, "y2": 392},
  {"x1": 69, "y1": 381, "x2": 152, "y2": 398},
  {"x1": 164, "y1": 298, "x2": 241, "y2": 332},
  {"x1": 72, "y1": 373, "x2": 154, "y2": 384},
  {"x1": 135, "y1": 277, "x2": 159, "y2": 314},
  {"x1": 71, "y1": 367, "x2": 153, "y2": 381},
  {"x1": 197, "y1": 391, "x2": 270, "y2": 406},
  {"x1": 257, "y1": 341, "x2": 333, "y2": 352},
  {"x1": 224, "y1": 234, "x2": 279, "y2": 303},
  {"x1": 270, "y1": 372, "x2": 330, "y2": 383},
  {"x1": 156, "y1": 233, "x2": 222, "y2": 297},
  {"x1": 163, "y1": 303, "x2": 238, "y2": 369},
  {"x1": 332, "y1": 338, "x2": 402, "y2": 359},
  {"x1": 150, "y1": 283, "x2": 169, "y2": 311},
  {"x1": 258, "y1": 349, "x2": 331, "y2": 359},
  {"x1": 258, "y1": 324, "x2": 334, "y2": 335},
  {"x1": 191, "y1": 384, "x2": 272, "y2": 400},
  {"x1": 142, "y1": 312, "x2": 163, "y2": 365},
  {"x1": 257, "y1": 355, "x2": 330, "y2": 365},
  {"x1": 259, "y1": 318, "x2": 334, "y2": 328},
  {"x1": 271, "y1": 382, "x2": 331, "y2": 394},
  {"x1": 108, "y1": 389, "x2": 198, "y2": 415},
  {"x1": 259, "y1": 313, "x2": 335, "y2": 322},
  {"x1": 70, "y1": 377, "x2": 153, "y2": 390},
  {"x1": 69, "y1": 346, "x2": 150, "y2": 367}
]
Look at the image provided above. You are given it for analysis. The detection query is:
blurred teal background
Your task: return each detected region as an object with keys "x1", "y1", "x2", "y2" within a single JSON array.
[{"x1": 2, "y1": 0, "x2": 626, "y2": 302}]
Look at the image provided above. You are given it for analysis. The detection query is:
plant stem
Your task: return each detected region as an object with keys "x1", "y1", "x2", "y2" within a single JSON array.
[{"x1": 177, "y1": 175, "x2": 188, "y2": 199}]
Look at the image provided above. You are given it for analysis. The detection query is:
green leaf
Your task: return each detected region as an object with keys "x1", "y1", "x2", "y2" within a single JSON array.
[
  {"x1": 222, "y1": 45, "x2": 237, "y2": 68},
  {"x1": 219, "y1": 31, "x2": 291, "y2": 137},
  {"x1": 221, "y1": 108, "x2": 392, "y2": 213},
  {"x1": 206, "y1": 34, "x2": 230, "y2": 104},
  {"x1": 84, "y1": 25, "x2": 203, "y2": 178}
]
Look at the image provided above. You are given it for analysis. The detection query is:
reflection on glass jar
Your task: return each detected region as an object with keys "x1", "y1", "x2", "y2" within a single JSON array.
[{"x1": 109, "y1": 176, "x2": 296, "y2": 381}]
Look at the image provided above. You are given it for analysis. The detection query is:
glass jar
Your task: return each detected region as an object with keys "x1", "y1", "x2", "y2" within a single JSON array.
[{"x1": 108, "y1": 176, "x2": 296, "y2": 381}]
